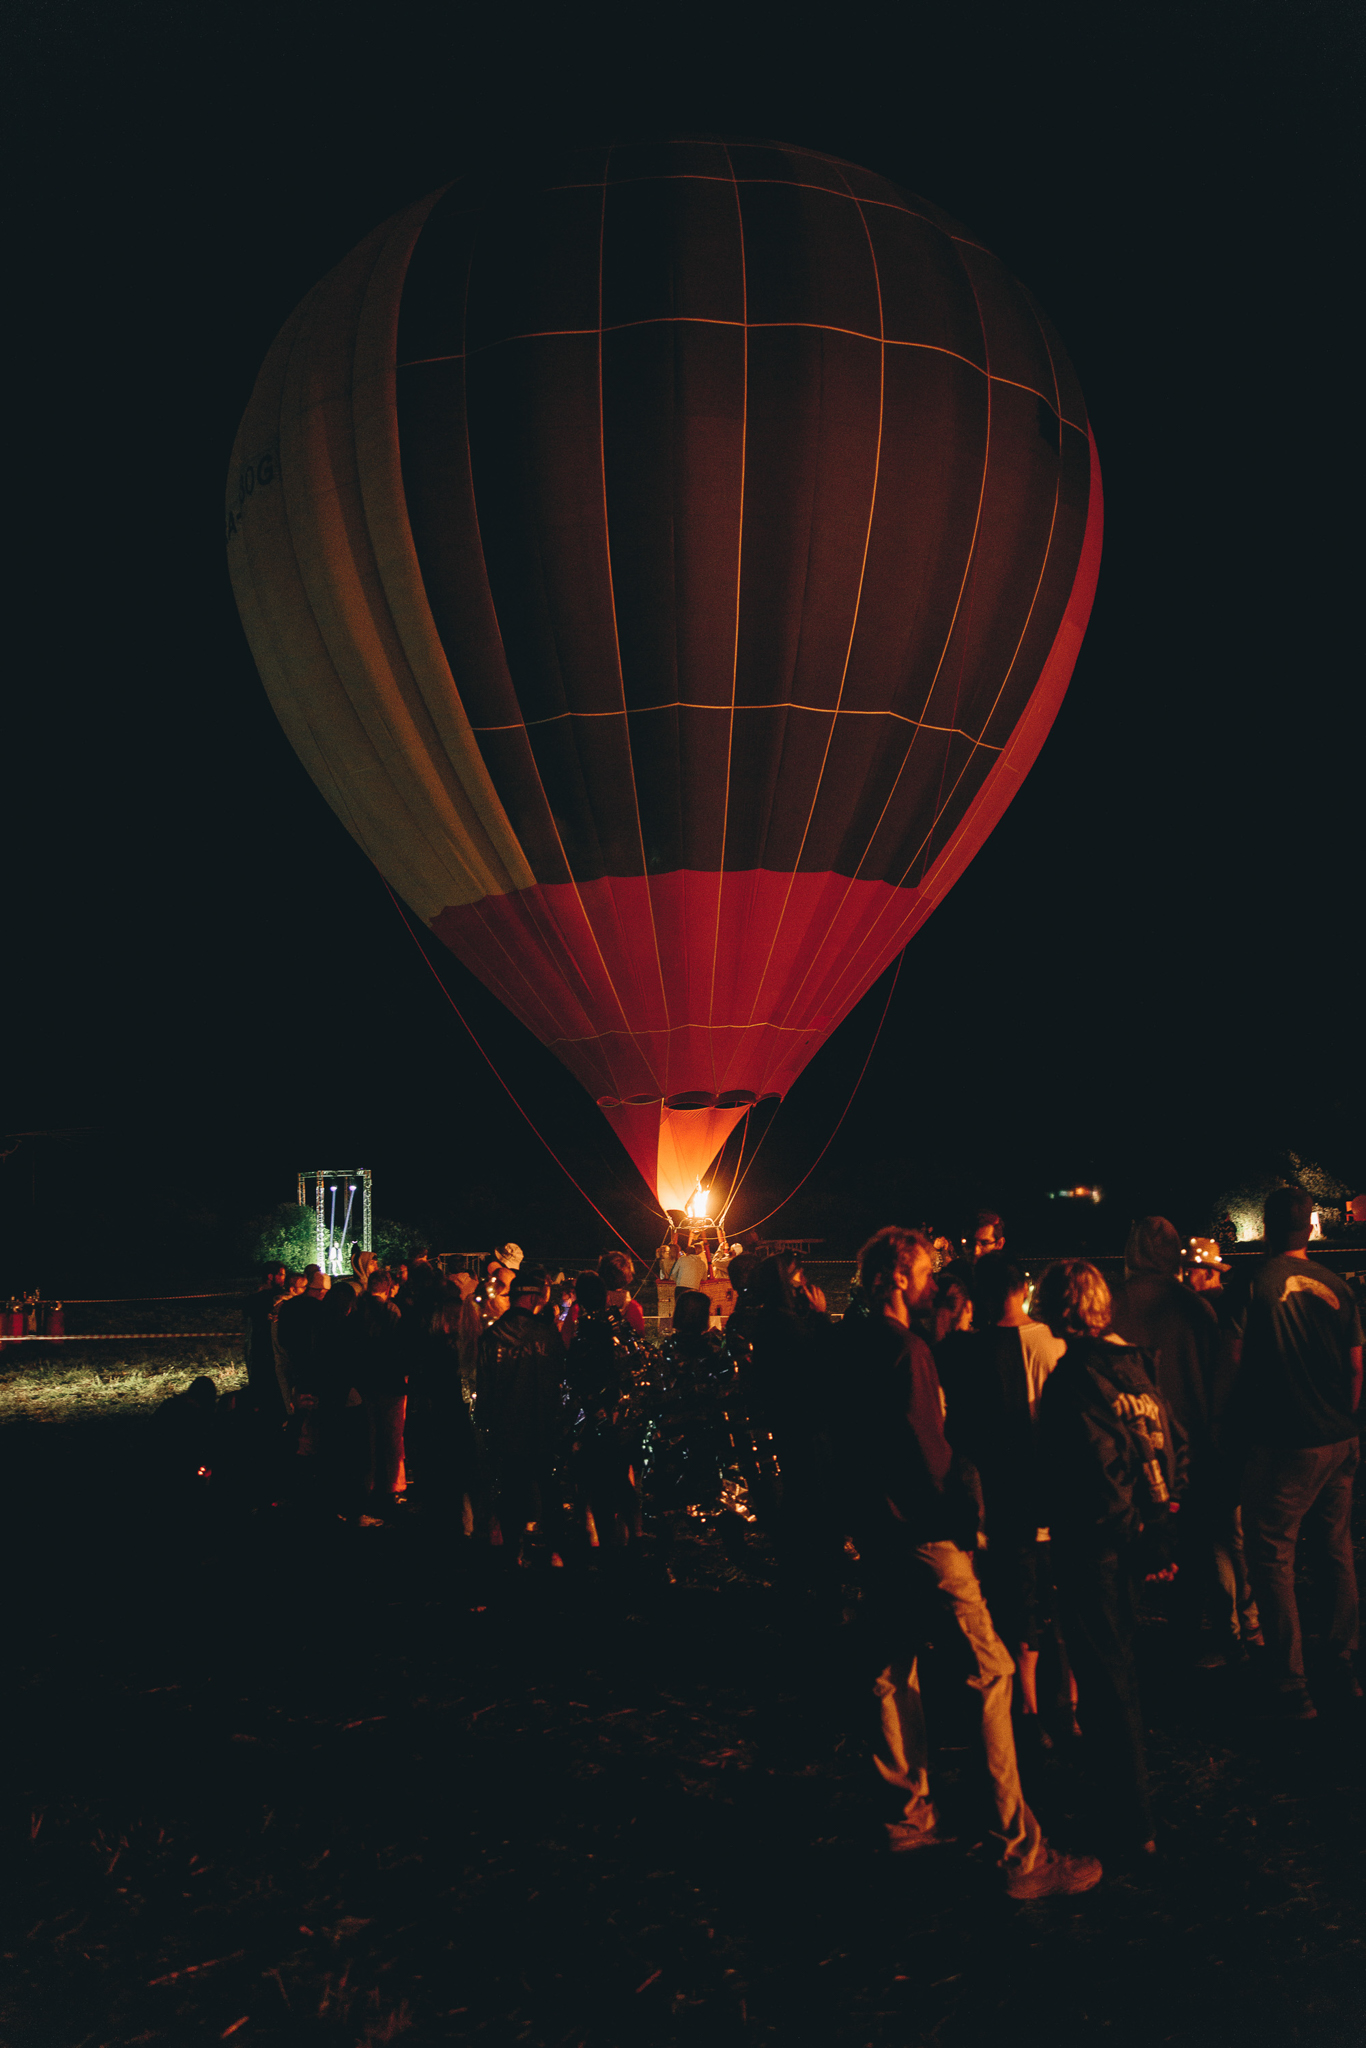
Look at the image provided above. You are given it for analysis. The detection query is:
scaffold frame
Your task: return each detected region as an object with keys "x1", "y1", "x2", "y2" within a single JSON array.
[{"x1": 296, "y1": 1168, "x2": 373, "y2": 1276}]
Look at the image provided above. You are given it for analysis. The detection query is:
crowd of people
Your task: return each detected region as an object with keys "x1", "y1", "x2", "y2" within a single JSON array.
[{"x1": 168, "y1": 1186, "x2": 1362, "y2": 1902}]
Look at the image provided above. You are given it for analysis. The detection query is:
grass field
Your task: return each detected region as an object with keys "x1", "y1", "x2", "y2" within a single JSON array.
[{"x1": 0, "y1": 1342, "x2": 246, "y2": 1424}]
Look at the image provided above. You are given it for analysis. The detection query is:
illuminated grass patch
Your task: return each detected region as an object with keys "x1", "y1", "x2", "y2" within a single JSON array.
[{"x1": 0, "y1": 1345, "x2": 246, "y2": 1425}]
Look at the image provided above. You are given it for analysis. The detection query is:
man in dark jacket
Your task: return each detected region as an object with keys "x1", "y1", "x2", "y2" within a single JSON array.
[
  {"x1": 478, "y1": 1264, "x2": 566, "y2": 1563},
  {"x1": 743, "y1": 1254, "x2": 838, "y2": 1614},
  {"x1": 274, "y1": 1267, "x2": 331, "y2": 1405},
  {"x1": 351, "y1": 1271, "x2": 407, "y2": 1507},
  {"x1": 839, "y1": 1227, "x2": 1101, "y2": 1899},
  {"x1": 1036, "y1": 1260, "x2": 1186, "y2": 1855},
  {"x1": 1233, "y1": 1188, "x2": 1363, "y2": 1716},
  {"x1": 1110, "y1": 1216, "x2": 1226, "y2": 1656},
  {"x1": 1110, "y1": 1217, "x2": 1218, "y2": 1462},
  {"x1": 242, "y1": 1264, "x2": 288, "y2": 1417},
  {"x1": 939, "y1": 1256, "x2": 1065, "y2": 1733}
]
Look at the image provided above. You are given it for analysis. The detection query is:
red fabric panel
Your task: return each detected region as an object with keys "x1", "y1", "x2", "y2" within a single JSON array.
[
  {"x1": 428, "y1": 424, "x2": 1102, "y2": 1202},
  {"x1": 397, "y1": 144, "x2": 1094, "y2": 894}
]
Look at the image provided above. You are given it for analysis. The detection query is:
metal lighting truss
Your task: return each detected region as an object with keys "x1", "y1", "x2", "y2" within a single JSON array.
[{"x1": 296, "y1": 1169, "x2": 373, "y2": 1275}]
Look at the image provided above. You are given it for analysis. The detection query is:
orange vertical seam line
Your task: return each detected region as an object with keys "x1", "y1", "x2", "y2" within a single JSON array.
[
  {"x1": 798, "y1": 401, "x2": 1075, "y2": 1025},
  {"x1": 452, "y1": 897, "x2": 591, "y2": 1044},
  {"x1": 595, "y1": 145, "x2": 673, "y2": 1083},
  {"x1": 383, "y1": 881, "x2": 648, "y2": 1254},
  {"x1": 913, "y1": 246, "x2": 1003, "y2": 887},
  {"x1": 917, "y1": 567, "x2": 981, "y2": 888},
  {"x1": 908, "y1": 237, "x2": 995, "y2": 878},
  {"x1": 705, "y1": 139, "x2": 749, "y2": 1089},
  {"x1": 869, "y1": 245, "x2": 995, "y2": 756},
  {"x1": 967, "y1": 286, "x2": 1071, "y2": 747},
  {"x1": 459, "y1": 159, "x2": 651, "y2": 1090},
  {"x1": 777, "y1": 227, "x2": 1001, "y2": 1029},
  {"x1": 739, "y1": 165, "x2": 887, "y2": 1035},
  {"x1": 942, "y1": 482, "x2": 1061, "y2": 817},
  {"x1": 893, "y1": 327, "x2": 1070, "y2": 896}
]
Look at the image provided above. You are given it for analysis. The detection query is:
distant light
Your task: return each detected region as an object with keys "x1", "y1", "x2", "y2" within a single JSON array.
[
  {"x1": 1228, "y1": 1204, "x2": 1263, "y2": 1243},
  {"x1": 1047, "y1": 1186, "x2": 1103, "y2": 1205}
]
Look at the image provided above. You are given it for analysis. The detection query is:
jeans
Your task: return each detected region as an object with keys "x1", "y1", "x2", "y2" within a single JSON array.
[
  {"x1": 1242, "y1": 1438, "x2": 1360, "y2": 1694},
  {"x1": 1054, "y1": 1545, "x2": 1151, "y2": 1846},
  {"x1": 368, "y1": 1393, "x2": 407, "y2": 1498},
  {"x1": 1212, "y1": 1502, "x2": 1260, "y2": 1641},
  {"x1": 1179, "y1": 1462, "x2": 1260, "y2": 1645},
  {"x1": 869, "y1": 1539, "x2": 1044, "y2": 1871}
]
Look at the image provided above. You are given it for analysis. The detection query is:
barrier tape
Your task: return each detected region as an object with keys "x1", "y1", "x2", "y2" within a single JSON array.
[
  {"x1": 1, "y1": 1333, "x2": 244, "y2": 1344},
  {"x1": 58, "y1": 1292, "x2": 247, "y2": 1304}
]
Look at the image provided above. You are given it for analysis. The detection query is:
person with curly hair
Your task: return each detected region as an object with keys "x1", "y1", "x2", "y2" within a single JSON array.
[
  {"x1": 1034, "y1": 1259, "x2": 1186, "y2": 1858},
  {"x1": 936, "y1": 1254, "x2": 1067, "y2": 1745},
  {"x1": 839, "y1": 1226, "x2": 1101, "y2": 1898}
]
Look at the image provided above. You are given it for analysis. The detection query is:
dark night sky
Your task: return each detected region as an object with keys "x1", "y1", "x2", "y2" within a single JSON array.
[{"x1": 3, "y1": 0, "x2": 1361, "y2": 1290}]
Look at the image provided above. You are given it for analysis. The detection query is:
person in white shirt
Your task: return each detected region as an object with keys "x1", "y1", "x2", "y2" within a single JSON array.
[
  {"x1": 670, "y1": 1230, "x2": 710, "y2": 1294},
  {"x1": 937, "y1": 1256, "x2": 1067, "y2": 1741}
]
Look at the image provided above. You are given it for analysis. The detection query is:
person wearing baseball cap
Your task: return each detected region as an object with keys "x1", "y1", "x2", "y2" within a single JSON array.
[
  {"x1": 477, "y1": 1249, "x2": 520, "y2": 1329},
  {"x1": 1184, "y1": 1239, "x2": 1231, "y2": 1295}
]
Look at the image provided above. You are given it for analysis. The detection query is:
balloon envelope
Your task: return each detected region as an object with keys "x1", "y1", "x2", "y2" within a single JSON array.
[{"x1": 227, "y1": 139, "x2": 1101, "y2": 1209}]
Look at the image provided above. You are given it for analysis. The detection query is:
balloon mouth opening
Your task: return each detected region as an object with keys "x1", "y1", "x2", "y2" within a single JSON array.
[{"x1": 595, "y1": 1088, "x2": 771, "y2": 1110}]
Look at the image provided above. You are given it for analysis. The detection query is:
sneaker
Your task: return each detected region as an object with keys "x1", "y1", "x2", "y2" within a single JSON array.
[
  {"x1": 1005, "y1": 1846, "x2": 1103, "y2": 1900},
  {"x1": 885, "y1": 1822, "x2": 955, "y2": 1854}
]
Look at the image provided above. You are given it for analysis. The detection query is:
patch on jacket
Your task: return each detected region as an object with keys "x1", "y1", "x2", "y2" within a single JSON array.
[
  {"x1": 1280, "y1": 1273, "x2": 1340, "y2": 1310},
  {"x1": 1111, "y1": 1388, "x2": 1161, "y2": 1426},
  {"x1": 1114, "y1": 1384, "x2": 1163, "y2": 1449}
]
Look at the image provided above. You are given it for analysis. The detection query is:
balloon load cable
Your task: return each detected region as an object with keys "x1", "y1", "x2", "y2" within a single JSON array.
[
  {"x1": 382, "y1": 882, "x2": 647, "y2": 1260},
  {"x1": 710, "y1": 1105, "x2": 752, "y2": 1229},
  {"x1": 723, "y1": 952, "x2": 904, "y2": 1239}
]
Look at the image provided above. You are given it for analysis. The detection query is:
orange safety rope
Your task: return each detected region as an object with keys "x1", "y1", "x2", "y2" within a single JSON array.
[
  {"x1": 727, "y1": 952, "x2": 904, "y2": 1239},
  {"x1": 383, "y1": 883, "x2": 647, "y2": 1260}
]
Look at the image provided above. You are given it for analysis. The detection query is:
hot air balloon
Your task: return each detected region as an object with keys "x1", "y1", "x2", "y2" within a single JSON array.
[{"x1": 227, "y1": 138, "x2": 1101, "y2": 1212}]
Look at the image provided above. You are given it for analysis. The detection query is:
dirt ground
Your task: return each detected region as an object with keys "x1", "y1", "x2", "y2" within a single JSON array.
[{"x1": 3, "y1": 1406, "x2": 1365, "y2": 2048}]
